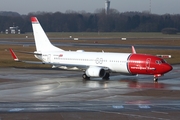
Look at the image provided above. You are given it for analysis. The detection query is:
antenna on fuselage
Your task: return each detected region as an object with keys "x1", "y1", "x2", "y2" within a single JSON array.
[{"x1": 132, "y1": 46, "x2": 136, "y2": 54}]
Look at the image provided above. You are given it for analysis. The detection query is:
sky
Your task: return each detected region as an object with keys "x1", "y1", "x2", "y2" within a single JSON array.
[{"x1": 0, "y1": 0, "x2": 180, "y2": 15}]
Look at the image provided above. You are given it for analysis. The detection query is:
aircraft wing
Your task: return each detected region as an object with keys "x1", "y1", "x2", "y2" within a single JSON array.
[
  {"x1": 13, "y1": 50, "x2": 42, "y2": 55},
  {"x1": 9, "y1": 48, "x2": 106, "y2": 70},
  {"x1": 9, "y1": 48, "x2": 44, "y2": 64}
]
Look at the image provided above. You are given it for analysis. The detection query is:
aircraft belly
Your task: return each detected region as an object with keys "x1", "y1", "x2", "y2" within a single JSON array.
[
  {"x1": 34, "y1": 55, "x2": 43, "y2": 61},
  {"x1": 109, "y1": 62, "x2": 129, "y2": 73}
]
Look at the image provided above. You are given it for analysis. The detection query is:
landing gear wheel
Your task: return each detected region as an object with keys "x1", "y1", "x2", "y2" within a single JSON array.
[
  {"x1": 103, "y1": 73, "x2": 110, "y2": 80},
  {"x1": 82, "y1": 74, "x2": 90, "y2": 80},
  {"x1": 154, "y1": 77, "x2": 158, "y2": 83}
]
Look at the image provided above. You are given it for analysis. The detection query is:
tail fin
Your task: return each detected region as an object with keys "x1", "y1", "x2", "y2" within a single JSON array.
[{"x1": 31, "y1": 17, "x2": 64, "y2": 52}]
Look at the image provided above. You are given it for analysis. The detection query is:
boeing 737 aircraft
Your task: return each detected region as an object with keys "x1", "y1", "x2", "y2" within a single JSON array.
[{"x1": 10, "y1": 17, "x2": 172, "y2": 82}]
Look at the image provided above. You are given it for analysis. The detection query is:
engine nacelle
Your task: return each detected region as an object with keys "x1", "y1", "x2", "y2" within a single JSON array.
[
  {"x1": 76, "y1": 50, "x2": 85, "y2": 52},
  {"x1": 85, "y1": 67, "x2": 106, "y2": 77}
]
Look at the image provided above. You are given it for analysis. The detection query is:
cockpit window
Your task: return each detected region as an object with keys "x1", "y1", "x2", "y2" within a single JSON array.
[
  {"x1": 161, "y1": 59, "x2": 167, "y2": 63},
  {"x1": 156, "y1": 60, "x2": 162, "y2": 64}
]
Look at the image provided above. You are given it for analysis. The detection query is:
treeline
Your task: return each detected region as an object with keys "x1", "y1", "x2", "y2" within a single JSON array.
[{"x1": 0, "y1": 10, "x2": 180, "y2": 33}]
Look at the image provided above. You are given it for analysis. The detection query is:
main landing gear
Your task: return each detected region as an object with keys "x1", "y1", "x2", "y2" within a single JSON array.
[
  {"x1": 82, "y1": 74, "x2": 90, "y2": 80},
  {"x1": 103, "y1": 73, "x2": 110, "y2": 80}
]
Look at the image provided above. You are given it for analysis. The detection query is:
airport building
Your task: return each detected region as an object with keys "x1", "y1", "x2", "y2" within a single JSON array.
[{"x1": 5, "y1": 25, "x2": 20, "y2": 34}]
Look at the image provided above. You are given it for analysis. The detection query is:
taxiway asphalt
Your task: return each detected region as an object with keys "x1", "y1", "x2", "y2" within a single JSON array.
[
  {"x1": 0, "y1": 65, "x2": 180, "y2": 120},
  {"x1": 1, "y1": 38, "x2": 180, "y2": 50}
]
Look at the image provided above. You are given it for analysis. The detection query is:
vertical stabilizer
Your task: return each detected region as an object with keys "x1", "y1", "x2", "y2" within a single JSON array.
[{"x1": 31, "y1": 17, "x2": 64, "y2": 52}]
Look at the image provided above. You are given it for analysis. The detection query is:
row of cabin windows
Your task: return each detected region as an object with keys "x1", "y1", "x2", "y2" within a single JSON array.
[
  {"x1": 130, "y1": 60, "x2": 141, "y2": 63},
  {"x1": 54, "y1": 57, "x2": 94, "y2": 61},
  {"x1": 54, "y1": 57, "x2": 127, "y2": 63}
]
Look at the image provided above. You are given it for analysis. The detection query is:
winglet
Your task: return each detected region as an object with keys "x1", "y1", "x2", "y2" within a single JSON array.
[
  {"x1": 9, "y1": 48, "x2": 19, "y2": 61},
  {"x1": 132, "y1": 46, "x2": 136, "y2": 54}
]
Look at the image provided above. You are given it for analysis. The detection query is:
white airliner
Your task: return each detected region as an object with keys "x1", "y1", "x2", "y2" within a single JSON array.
[{"x1": 10, "y1": 17, "x2": 172, "y2": 82}]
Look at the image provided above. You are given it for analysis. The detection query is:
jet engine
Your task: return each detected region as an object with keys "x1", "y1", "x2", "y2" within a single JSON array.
[{"x1": 85, "y1": 67, "x2": 106, "y2": 77}]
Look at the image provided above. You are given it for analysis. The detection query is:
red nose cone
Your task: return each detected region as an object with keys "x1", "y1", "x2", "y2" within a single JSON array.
[{"x1": 164, "y1": 64, "x2": 173, "y2": 73}]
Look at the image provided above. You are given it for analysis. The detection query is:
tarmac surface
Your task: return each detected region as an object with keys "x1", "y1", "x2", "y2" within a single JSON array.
[
  {"x1": 1, "y1": 38, "x2": 180, "y2": 50},
  {"x1": 0, "y1": 65, "x2": 180, "y2": 120}
]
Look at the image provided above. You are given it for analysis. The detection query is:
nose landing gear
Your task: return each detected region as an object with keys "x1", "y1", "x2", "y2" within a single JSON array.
[
  {"x1": 154, "y1": 74, "x2": 163, "y2": 83},
  {"x1": 154, "y1": 77, "x2": 158, "y2": 83}
]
